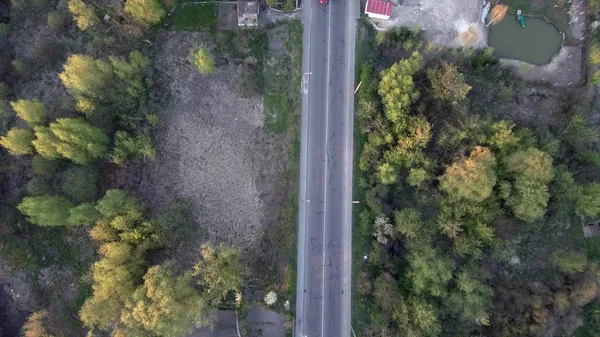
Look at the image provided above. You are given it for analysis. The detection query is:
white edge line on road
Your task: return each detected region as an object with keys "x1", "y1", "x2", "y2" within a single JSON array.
[
  {"x1": 321, "y1": 1, "x2": 333, "y2": 336},
  {"x1": 296, "y1": 2, "x2": 312, "y2": 336},
  {"x1": 342, "y1": 1, "x2": 357, "y2": 336}
]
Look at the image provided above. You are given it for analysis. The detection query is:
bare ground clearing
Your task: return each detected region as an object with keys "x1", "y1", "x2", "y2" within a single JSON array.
[{"x1": 140, "y1": 31, "x2": 288, "y2": 253}]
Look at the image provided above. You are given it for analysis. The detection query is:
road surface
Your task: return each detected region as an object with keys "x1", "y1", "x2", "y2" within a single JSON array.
[{"x1": 294, "y1": 0, "x2": 358, "y2": 336}]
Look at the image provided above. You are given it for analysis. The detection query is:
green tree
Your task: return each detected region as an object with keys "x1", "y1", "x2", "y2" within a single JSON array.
[
  {"x1": 395, "y1": 208, "x2": 422, "y2": 239},
  {"x1": 32, "y1": 126, "x2": 61, "y2": 160},
  {"x1": 68, "y1": 203, "x2": 102, "y2": 225},
  {"x1": 21, "y1": 310, "x2": 53, "y2": 337},
  {"x1": 393, "y1": 297, "x2": 441, "y2": 337},
  {"x1": 426, "y1": 62, "x2": 471, "y2": 105},
  {"x1": 122, "y1": 262, "x2": 216, "y2": 337},
  {"x1": 68, "y1": 0, "x2": 98, "y2": 31},
  {"x1": 110, "y1": 131, "x2": 156, "y2": 165},
  {"x1": 59, "y1": 52, "x2": 149, "y2": 116},
  {"x1": 407, "y1": 168, "x2": 428, "y2": 187},
  {"x1": 61, "y1": 166, "x2": 99, "y2": 203},
  {"x1": 18, "y1": 195, "x2": 74, "y2": 226},
  {"x1": 439, "y1": 146, "x2": 497, "y2": 202},
  {"x1": 191, "y1": 48, "x2": 216, "y2": 75},
  {"x1": 549, "y1": 250, "x2": 587, "y2": 274},
  {"x1": 488, "y1": 120, "x2": 521, "y2": 153},
  {"x1": 80, "y1": 242, "x2": 147, "y2": 329},
  {"x1": 125, "y1": 0, "x2": 165, "y2": 27},
  {"x1": 10, "y1": 99, "x2": 45, "y2": 125},
  {"x1": 49, "y1": 118, "x2": 110, "y2": 164},
  {"x1": 576, "y1": 183, "x2": 600, "y2": 218},
  {"x1": 0, "y1": 128, "x2": 35, "y2": 155},
  {"x1": 193, "y1": 243, "x2": 245, "y2": 301},
  {"x1": 447, "y1": 270, "x2": 492, "y2": 326},
  {"x1": 378, "y1": 52, "x2": 424, "y2": 124},
  {"x1": 96, "y1": 189, "x2": 143, "y2": 218},
  {"x1": 505, "y1": 148, "x2": 554, "y2": 222},
  {"x1": 407, "y1": 240, "x2": 455, "y2": 297}
]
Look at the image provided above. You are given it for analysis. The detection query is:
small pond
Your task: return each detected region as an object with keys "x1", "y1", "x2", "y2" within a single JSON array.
[{"x1": 488, "y1": 15, "x2": 563, "y2": 65}]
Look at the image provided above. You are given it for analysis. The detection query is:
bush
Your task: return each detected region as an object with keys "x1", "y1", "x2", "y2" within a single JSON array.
[
  {"x1": 48, "y1": 11, "x2": 68, "y2": 33},
  {"x1": 33, "y1": 38, "x2": 60, "y2": 69},
  {"x1": 0, "y1": 82, "x2": 10, "y2": 99},
  {"x1": 110, "y1": 131, "x2": 155, "y2": 165},
  {"x1": 26, "y1": 177, "x2": 52, "y2": 196},
  {"x1": 12, "y1": 59, "x2": 32, "y2": 77},
  {"x1": 32, "y1": 155, "x2": 61, "y2": 177},
  {"x1": 0, "y1": 23, "x2": 7, "y2": 36},
  {"x1": 238, "y1": 67, "x2": 260, "y2": 98},
  {"x1": 190, "y1": 47, "x2": 216, "y2": 74},
  {"x1": 61, "y1": 166, "x2": 99, "y2": 203}
]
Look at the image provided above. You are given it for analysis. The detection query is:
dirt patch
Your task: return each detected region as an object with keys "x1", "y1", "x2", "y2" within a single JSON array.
[
  {"x1": 140, "y1": 31, "x2": 287, "y2": 252},
  {"x1": 218, "y1": 3, "x2": 238, "y2": 30}
]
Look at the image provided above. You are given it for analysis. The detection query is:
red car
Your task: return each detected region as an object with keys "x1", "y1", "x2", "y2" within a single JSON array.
[{"x1": 320, "y1": 0, "x2": 327, "y2": 4}]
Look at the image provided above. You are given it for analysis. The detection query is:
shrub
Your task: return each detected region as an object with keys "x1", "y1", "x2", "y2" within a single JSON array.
[
  {"x1": 32, "y1": 155, "x2": 60, "y2": 177},
  {"x1": 33, "y1": 38, "x2": 60, "y2": 69},
  {"x1": 190, "y1": 47, "x2": 216, "y2": 75},
  {"x1": 110, "y1": 131, "x2": 155, "y2": 165},
  {"x1": 48, "y1": 11, "x2": 68, "y2": 33},
  {"x1": 26, "y1": 177, "x2": 52, "y2": 196},
  {"x1": 0, "y1": 82, "x2": 10, "y2": 99},
  {"x1": 12, "y1": 59, "x2": 32, "y2": 77},
  {"x1": 0, "y1": 23, "x2": 7, "y2": 36},
  {"x1": 61, "y1": 166, "x2": 99, "y2": 203}
]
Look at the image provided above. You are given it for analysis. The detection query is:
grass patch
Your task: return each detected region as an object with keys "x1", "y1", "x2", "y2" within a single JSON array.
[
  {"x1": 262, "y1": 20, "x2": 302, "y2": 133},
  {"x1": 171, "y1": 3, "x2": 217, "y2": 31},
  {"x1": 351, "y1": 19, "x2": 378, "y2": 336},
  {"x1": 584, "y1": 235, "x2": 600, "y2": 261}
]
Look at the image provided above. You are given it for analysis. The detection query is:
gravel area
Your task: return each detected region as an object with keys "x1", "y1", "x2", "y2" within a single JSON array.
[
  {"x1": 141, "y1": 31, "x2": 287, "y2": 250},
  {"x1": 368, "y1": 0, "x2": 487, "y2": 48}
]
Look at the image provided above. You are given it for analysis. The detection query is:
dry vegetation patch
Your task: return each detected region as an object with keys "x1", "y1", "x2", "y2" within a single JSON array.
[{"x1": 141, "y1": 31, "x2": 287, "y2": 251}]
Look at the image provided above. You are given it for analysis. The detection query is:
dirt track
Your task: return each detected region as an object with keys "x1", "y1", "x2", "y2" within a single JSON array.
[{"x1": 141, "y1": 32, "x2": 287, "y2": 251}]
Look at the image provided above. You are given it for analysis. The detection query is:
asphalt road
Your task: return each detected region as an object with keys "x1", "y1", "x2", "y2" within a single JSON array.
[{"x1": 294, "y1": 0, "x2": 358, "y2": 336}]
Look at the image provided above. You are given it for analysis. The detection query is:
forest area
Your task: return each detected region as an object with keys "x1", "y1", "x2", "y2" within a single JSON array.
[
  {"x1": 0, "y1": 0, "x2": 300, "y2": 335},
  {"x1": 353, "y1": 24, "x2": 600, "y2": 337}
]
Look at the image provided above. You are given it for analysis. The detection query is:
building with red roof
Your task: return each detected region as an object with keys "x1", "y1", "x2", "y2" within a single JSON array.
[{"x1": 365, "y1": 0, "x2": 393, "y2": 20}]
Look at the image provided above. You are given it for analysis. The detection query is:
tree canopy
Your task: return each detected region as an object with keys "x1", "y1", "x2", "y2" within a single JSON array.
[
  {"x1": 426, "y1": 62, "x2": 472, "y2": 105},
  {"x1": 0, "y1": 127, "x2": 35, "y2": 155},
  {"x1": 439, "y1": 146, "x2": 497, "y2": 202},
  {"x1": 11, "y1": 99, "x2": 46, "y2": 125},
  {"x1": 18, "y1": 195, "x2": 74, "y2": 227},
  {"x1": 125, "y1": 0, "x2": 165, "y2": 27}
]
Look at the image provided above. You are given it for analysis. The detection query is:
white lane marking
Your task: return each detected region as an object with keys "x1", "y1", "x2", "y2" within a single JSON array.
[{"x1": 321, "y1": 1, "x2": 333, "y2": 336}]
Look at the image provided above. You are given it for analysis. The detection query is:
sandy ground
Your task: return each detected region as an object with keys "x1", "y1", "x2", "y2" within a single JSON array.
[
  {"x1": 141, "y1": 31, "x2": 287, "y2": 251},
  {"x1": 502, "y1": 46, "x2": 582, "y2": 86},
  {"x1": 367, "y1": 0, "x2": 487, "y2": 48}
]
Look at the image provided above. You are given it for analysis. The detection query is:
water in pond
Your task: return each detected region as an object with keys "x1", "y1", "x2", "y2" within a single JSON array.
[{"x1": 488, "y1": 16, "x2": 562, "y2": 65}]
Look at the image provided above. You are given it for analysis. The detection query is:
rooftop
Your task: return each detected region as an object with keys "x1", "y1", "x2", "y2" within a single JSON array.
[{"x1": 365, "y1": 0, "x2": 393, "y2": 16}]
